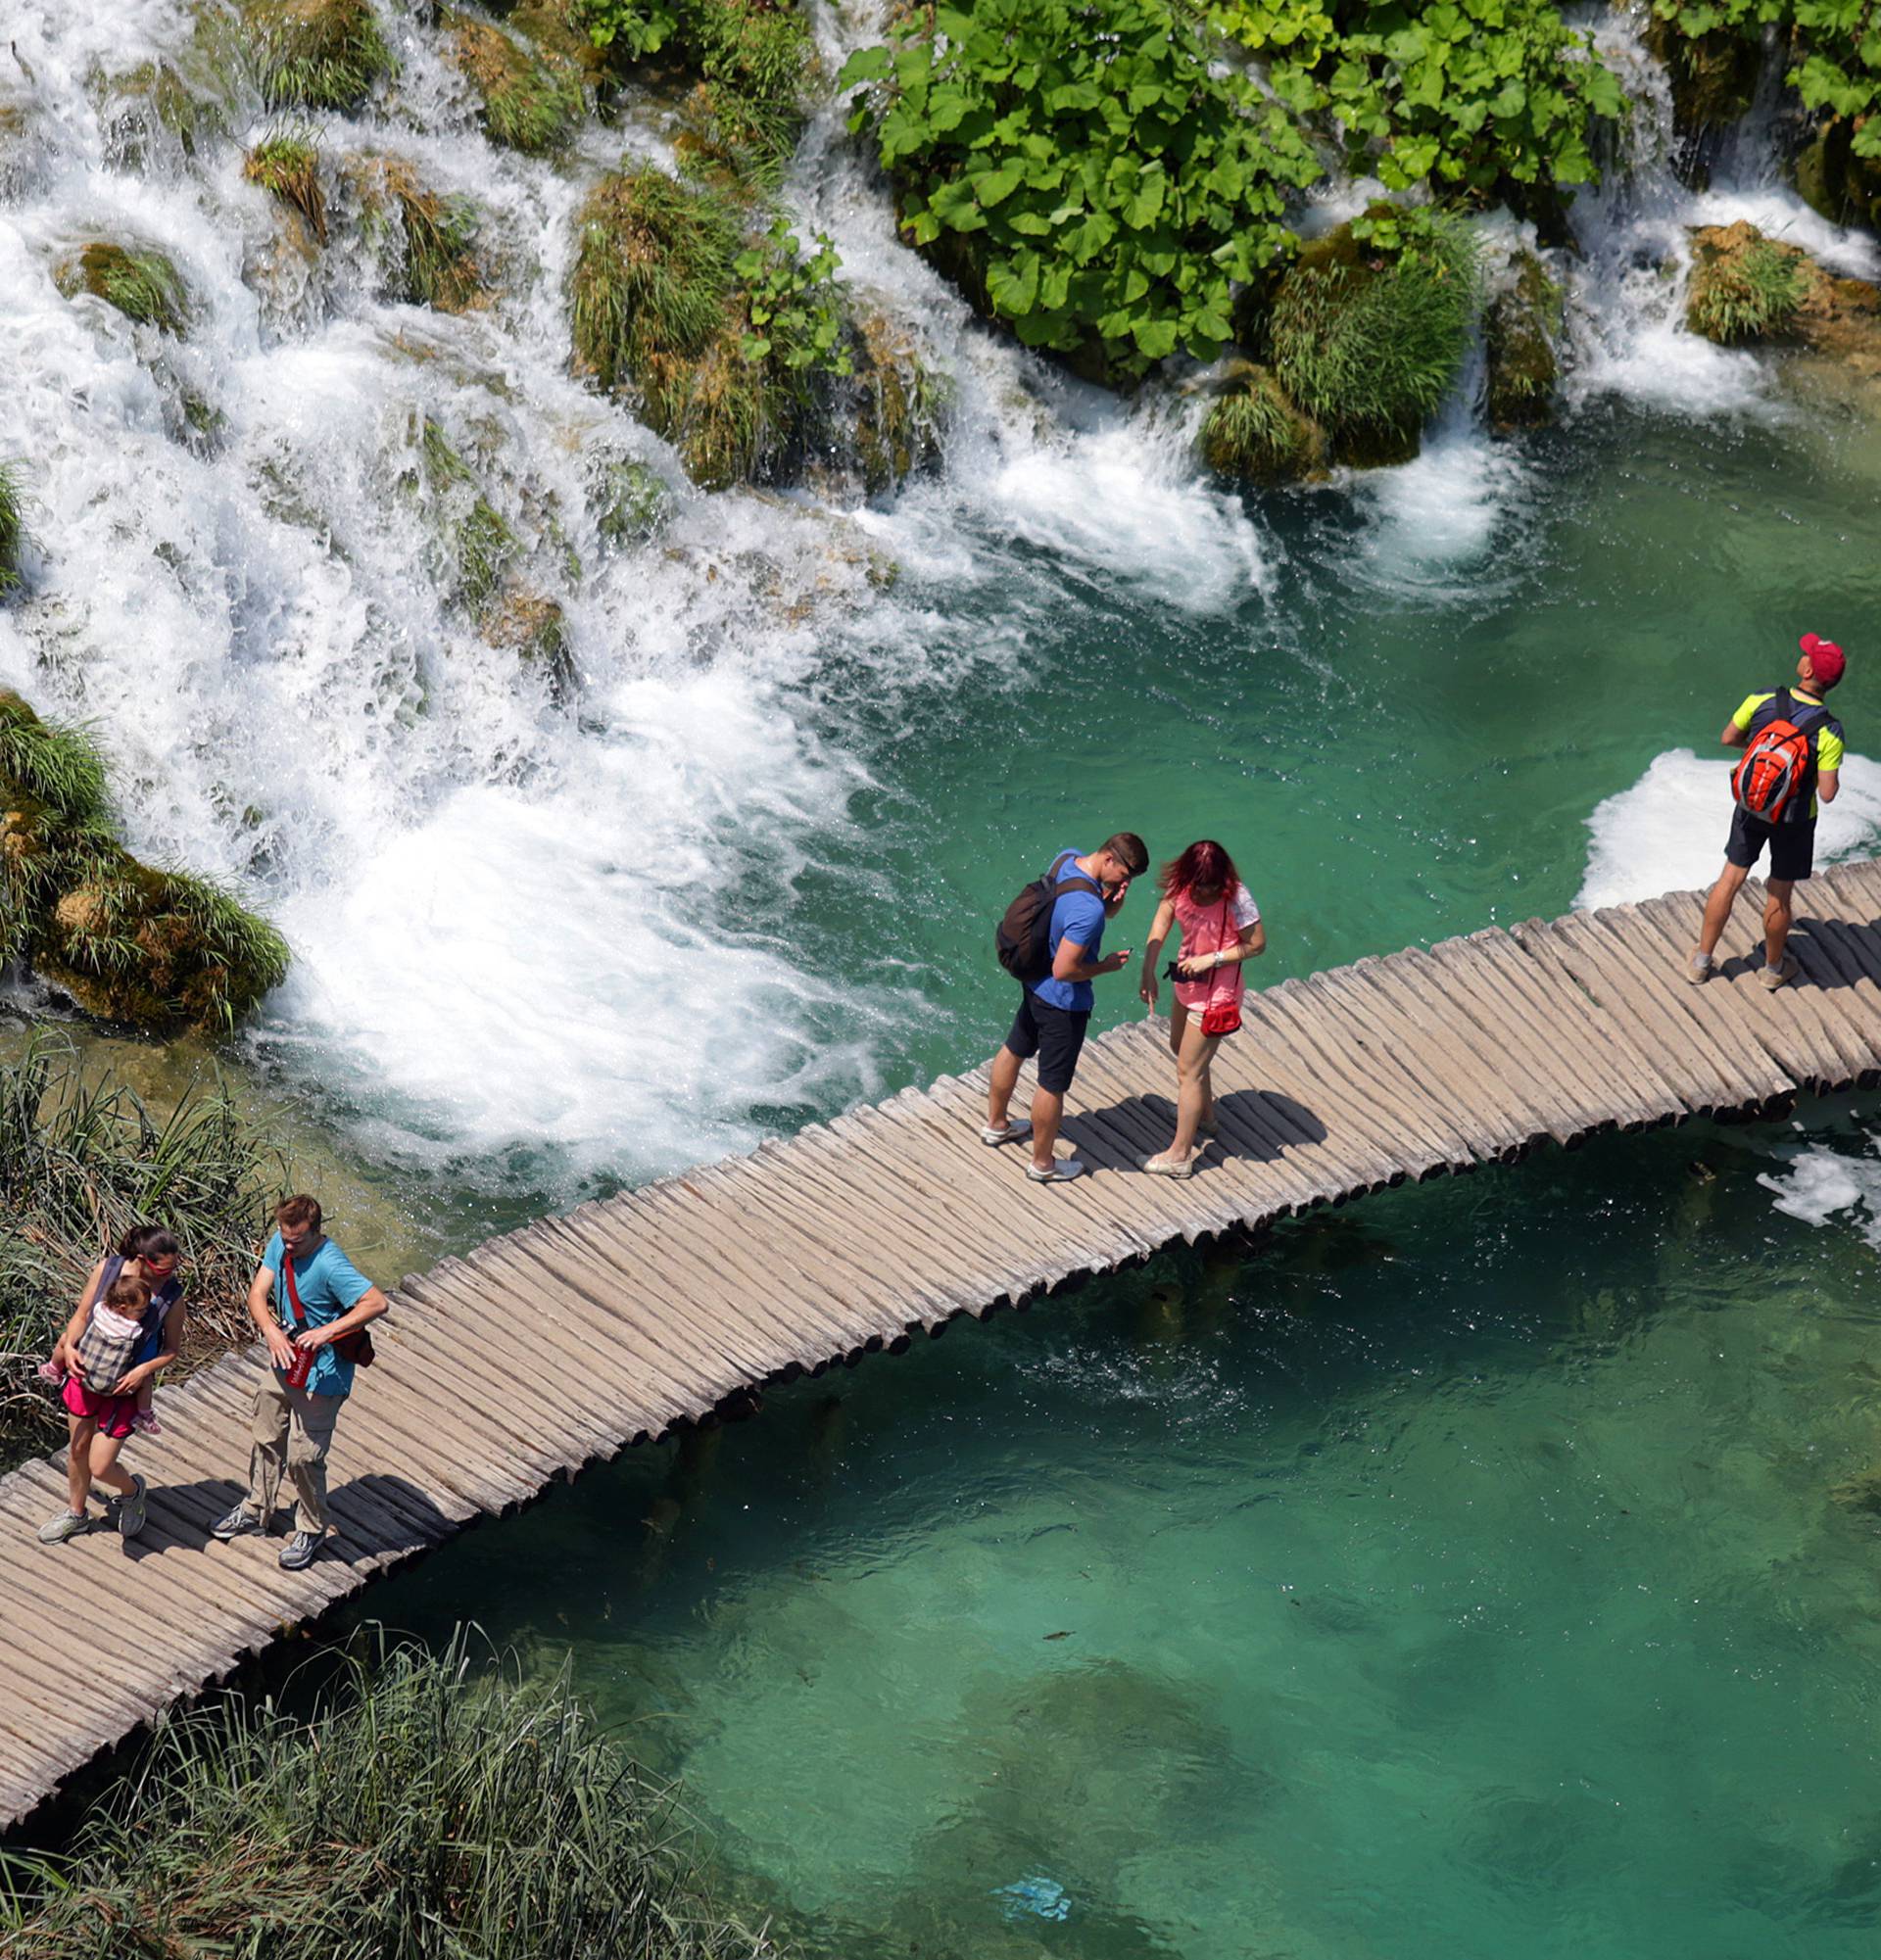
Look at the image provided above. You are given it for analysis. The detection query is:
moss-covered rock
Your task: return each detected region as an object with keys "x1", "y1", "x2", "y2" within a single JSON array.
[
  {"x1": 1484, "y1": 250, "x2": 1563, "y2": 432},
  {"x1": 415, "y1": 418, "x2": 519, "y2": 607},
  {"x1": 94, "y1": 56, "x2": 235, "y2": 167},
  {"x1": 0, "y1": 463, "x2": 24, "y2": 600},
  {"x1": 1791, "y1": 119, "x2": 1881, "y2": 235},
  {"x1": 593, "y1": 456, "x2": 673, "y2": 545},
  {"x1": 54, "y1": 241, "x2": 192, "y2": 335},
  {"x1": 570, "y1": 166, "x2": 806, "y2": 489},
  {"x1": 1266, "y1": 217, "x2": 1478, "y2": 468},
  {"x1": 445, "y1": 10, "x2": 584, "y2": 154},
  {"x1": 343, "y1": 155, "x2": 490, "y2": 312},
  {"x1": 1643, "y1": 16, "x2": 1761, "y2": 189},
  {"x1": 845, "y1": 311, "x2": 941, "y2": 496},
  {"x1": 245, "y1": 134, "x2": 327, "y2": 245},
  {"x1": 0, "y1": 693, "x2": 289, "y2": 1033},
  {"x1": 480, "y1": 585, "x2": 576, "y2": 698},
  {"x1": 243, "y1": 0, "x2": 395, "y2": 112},
  {"x1": 1196, "y1": 360, "x2": 1326, "y2": 484},
  {"x1": 1685, "y1": 219, "x2": 1811, "y2": 344},
  {"x1": 507, "y1": 0, "x2": 612, "y2": 82}
]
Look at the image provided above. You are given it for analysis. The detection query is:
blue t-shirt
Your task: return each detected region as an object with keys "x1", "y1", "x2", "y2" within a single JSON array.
[
  {"x1": 1028, "y1": 847, "x2": 1107, "y2": 1014},
  {"x1": 264, "y1": 1231, "x2": 373, "y2": 1398}
]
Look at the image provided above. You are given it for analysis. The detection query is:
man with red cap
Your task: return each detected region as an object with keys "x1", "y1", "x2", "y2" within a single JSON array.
[{"x1": 1688, "y1": 633, "x2": 1848, "y2": 988}]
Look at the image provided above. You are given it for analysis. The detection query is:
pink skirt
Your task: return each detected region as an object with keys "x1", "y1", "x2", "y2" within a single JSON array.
[{"x1": 62, "y1": 1374, "x2": 137, "y2": 1439}]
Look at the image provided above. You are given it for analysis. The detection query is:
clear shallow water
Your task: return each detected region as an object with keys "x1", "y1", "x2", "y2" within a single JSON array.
[{"x1": 357, "y1": 1107, "x2": 1881, "y2": 1958}]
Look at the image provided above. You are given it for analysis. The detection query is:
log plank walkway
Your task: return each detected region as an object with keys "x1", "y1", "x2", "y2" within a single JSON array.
[{"x1": 7, "y1": 860, "x2": 1881, "y2": 1825}]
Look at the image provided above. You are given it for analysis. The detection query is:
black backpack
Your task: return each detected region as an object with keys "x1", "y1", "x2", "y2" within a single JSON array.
[{"x1": 994, "y1": 851, "x2": 1100, "y2": 982}]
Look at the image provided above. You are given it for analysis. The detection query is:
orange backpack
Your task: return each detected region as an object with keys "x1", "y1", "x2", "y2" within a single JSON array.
[{"x1": 1732, "y1": 702, "x2": 1827, "y2": 822}]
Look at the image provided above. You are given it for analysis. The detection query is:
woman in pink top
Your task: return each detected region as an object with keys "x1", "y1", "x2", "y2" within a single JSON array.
[{"x1": 1136, "y1": 839, "x2": 1266, "y2": 1176}]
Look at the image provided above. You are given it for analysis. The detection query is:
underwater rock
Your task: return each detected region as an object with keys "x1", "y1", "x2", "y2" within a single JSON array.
[
  {"x1": 1483, "y1": 250, "x2": 1563, "y2": 432},
  {"x1": 92, "y1": 54, "x2": 235, "y2": 167},
  {"x1": 1197, "y1": 359, "x2": 1326, "y2": 484},
  {"x1": 0, "y1": 692, "x2": 289, "y2": 1034},
  {"x1": 242, "y1": 0, "x2": 395, "y2": 112},
  {"x1": 444, "y1": 10, "x2": 584, "y2": 154},
  {"x1": 341, "y1": 153, "x2": 490, "y2": 312},
  {"x1": 593, "y1": 456, "x2": 673, "y2": 546},
  {"x1": 54, "y1": 240, "x2": 192, "y2": 335}
]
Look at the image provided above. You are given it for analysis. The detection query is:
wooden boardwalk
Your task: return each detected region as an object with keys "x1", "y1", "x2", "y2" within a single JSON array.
[{"x1": 9, "y1": 859, "x2": 1881, "y2": 1824}]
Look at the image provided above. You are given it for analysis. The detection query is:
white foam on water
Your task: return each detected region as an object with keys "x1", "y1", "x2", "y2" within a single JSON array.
[
  {"x1": 1577, "y1": 749, "x2": 1881, "y2": 909},
  {"x1": 1757, "y1": 1144, "x2": 1881, "y2": 1249}
]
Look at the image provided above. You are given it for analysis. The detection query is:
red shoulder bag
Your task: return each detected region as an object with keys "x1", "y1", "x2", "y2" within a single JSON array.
[{"x1": 1200, "y1": 894, "x2": 1242, "y2": 1037}]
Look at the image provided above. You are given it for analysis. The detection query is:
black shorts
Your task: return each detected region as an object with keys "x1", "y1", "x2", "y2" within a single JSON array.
[
  {"x1": 1003, "y1": 992, "x2": 1090, "y2": 1095},
  {"x1": 1726, "y1": 808, "x2": 1815, "y2": 883}
]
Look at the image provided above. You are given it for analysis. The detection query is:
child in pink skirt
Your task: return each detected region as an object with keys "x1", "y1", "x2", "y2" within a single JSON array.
[{"x1": 1136, "y1": 839, "x2": 1266, "y2": 1175}]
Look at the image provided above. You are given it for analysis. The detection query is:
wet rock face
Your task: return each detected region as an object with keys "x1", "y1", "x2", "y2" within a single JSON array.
[
  {"x1": 1791, "y1": 120, "x2": 1881, "y2": 234},
  {"x1": 1484, "y1": 251, "x2": 1563, "y2": 433},
  {"x1": 1643, "y1": 17, "x2": 1761, "y2": 190}
]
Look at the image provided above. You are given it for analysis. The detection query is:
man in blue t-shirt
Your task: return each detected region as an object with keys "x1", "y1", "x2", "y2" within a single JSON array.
[
  {"x1": 211, "y1": 1194, "x2": 388, "y2": 1571},
  {"x1": 984, "y1": 832, "x2": 1149, "y2": 1183}
]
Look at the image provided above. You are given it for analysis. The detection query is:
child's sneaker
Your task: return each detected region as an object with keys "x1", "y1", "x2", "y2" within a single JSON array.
[{"x1": 131, "y1": 1408, "x2": 162, "y2": 1437}]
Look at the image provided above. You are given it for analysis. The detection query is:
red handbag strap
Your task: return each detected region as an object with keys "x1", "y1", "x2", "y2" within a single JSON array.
[
  {"x1": 1210, "y1": 893, "x2": 1230, "y2": 1000},
  {"x1": 282, "y1": 1251, "x2": 307, "y2": 1329}
]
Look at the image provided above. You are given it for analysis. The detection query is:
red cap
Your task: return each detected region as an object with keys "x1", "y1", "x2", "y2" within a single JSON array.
[{"x1": 1802, "y1": 632, "x2": 1846, "y2": 689}]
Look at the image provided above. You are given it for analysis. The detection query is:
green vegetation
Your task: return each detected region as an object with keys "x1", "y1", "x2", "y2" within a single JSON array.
[
  {"x1": 1205, "y1": 0, "x2": 1625, "y2": 204},
  {"x1": 1198, "y1": 361, "x2": 1326, "y2": 481},
  {"x1": 1484, "y1": 249, "x2": 1563, "y2": 429},
  {"x1": 0, "y1": 462, "x2": 24, "y2": 598},
  {"x1": 245, "y1": 131, "x2": 326, "y2": 244},
  {"x1": 840, "y1": 0, "x2": 1318, "y2": 380},
  {"x1": 0, "y1": 1634, "x2": 789, "y2": 1960},
  {"x1": 1685, "y1": 220, "x2": 1809, "y2": 343},
  {"x1": 345, "y1": 155, "x2": 489, "y2": 312},
  {"x1": 447, "y1": 10, "x2": 585, "y2": 154},
  {"x1": 245, "y1": 0, "x2": 395, "y2": 112},
  {"x1": 595, "y1": 456, "x2": 673, "y2": 544},
  {"x1": 95, "y1": 54, "x2": 236, "y2": 165},
  {"x1": 54, "y1": 242, "x2": 191, "y2": 335},
  {"x1": 418, "y1": 418, "x2": 520, "y2": 610},
  {"x1": 579, "y1": 0, "x2": 680, "y2": 60},
  {"x1": 1269, "y1": 212, "x2": 1480, "y2": 461},
  {"x1": 738, "y1": 220, "x2": 850, "y2": 374},
  {"x1": 0, "y1": 1034, "x2": 283, "y2": 1467},
  {"x1": 0, "y1": 692, "x2": 290, "y2": 1035}
]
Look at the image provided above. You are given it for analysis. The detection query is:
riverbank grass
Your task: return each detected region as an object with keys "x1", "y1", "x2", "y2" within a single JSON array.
[
  {"x1": 0, "y1": 463, "x2": 25, "y2": 598},
  {"x1": 54, "y1": 242, "x2": 191, "y2": 335},
  {"x1": 447, "y1": 10, "x2": 584, "y2": 154},
  {"x1": 0, "y1": 1634, "x2": 787, "y2": 1959},
  {"x1": 244, "y1": 132, "x2": 326, "y2": 243}
]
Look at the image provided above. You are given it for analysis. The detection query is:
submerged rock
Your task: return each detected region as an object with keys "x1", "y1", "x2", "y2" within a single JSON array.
[
  {"x1": 444, "y1": 10, "x2": 584, "y2": 154},
  {"x1": 1196, "y1": 360, "x2": 1326, "y2": 485},
  {"x1": 1483, "y1": 250, "x2": 1563, "y2": 432},
  {"x1": 593, "y1": 456, "x2": 673, "y2": 546},
  {"x1": 0, "y1": 463, "x2": 24, "y2": 599},
  {"x1": 342, "y1": 154, "x2": 491, "y2": 312},
  {"x1": 242, "y1": 0, "x2": 395, "y2": 112},
  {"x1": 93, "y1": 54, "x2": 235, "y2": 167},
  {"x1": 0, "y1": 692, "x2": 289, "y2": 1034},
  {"x1": 54, "y1": 240, "x2": 192, "y2": 335}
]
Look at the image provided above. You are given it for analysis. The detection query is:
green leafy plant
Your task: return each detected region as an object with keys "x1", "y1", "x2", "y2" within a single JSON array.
[
  {"x1": 1205, "y1": 0, "x2": 1626, "y2": 199},
  {"x1": 840, "y1": 0, "x2": 1321, "y2": 378},
  {"x1": 738, "y1": 220, "x2": 851, "y2": 373},
  {"x1": 578, "y1": 0, "x2": 679, "y2": 58},
  {"x1": 0, "y1": 1630, "x2": 791, "y2": 1958}
]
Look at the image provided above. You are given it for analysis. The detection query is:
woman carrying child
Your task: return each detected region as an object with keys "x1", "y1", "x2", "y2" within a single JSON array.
[
  {"x1": 36, "y1": 1225, "x2": 187, "y2": 1544},
  {"x1": 1136, "y1": 839, "x2": 1266, "y2": 1177}
]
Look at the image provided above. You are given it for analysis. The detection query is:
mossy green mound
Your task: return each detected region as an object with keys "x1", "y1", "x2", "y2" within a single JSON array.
[
  {"x1": 1268, "y1": 216, "x2": 1479, "y2": 467},
  {"x1": 1685, "y1": 219, "x2": 1809, "y2": 344},
  {"x1": 1, "y1": 1634, "x2": 786, "y2": 1959},
  {"x1": 447, "y1": 10, "x2": 585, "y2": 154},
  {"x1": 1, "y1": 692, "x2": 289, "y2": 1034},
  {"x1": 1197, "y1": 362, "x2": 1326, "y2": 484},
  {"x1": 245, "y1": 133, "x2": 326, "y2": 244},
  {"x1": 244, "y1": 0, "x2": 395, "y2": 111},
  {"x1": 344, "y1": 154, "x2": 490, "y2": 312},
  {"x1": 54, "y1": 240, "x2": 191, "y2": 335},
  {"x1": 0, "y1": 462, "x2": 24, "y2": 599},
  {"x1": 1484, "y1": 250, "x2": 1563, "y2": 431}
]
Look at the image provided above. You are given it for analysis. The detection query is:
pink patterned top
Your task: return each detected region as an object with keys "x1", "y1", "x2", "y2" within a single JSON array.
[{"x1": 1171, "y1": 882, "x2": 1261, "y2": 1012}]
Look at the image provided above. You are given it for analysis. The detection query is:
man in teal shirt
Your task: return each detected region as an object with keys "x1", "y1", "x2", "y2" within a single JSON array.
[{"x1": 212, "y1": 1194, "x2": 388, "y2": 1571}]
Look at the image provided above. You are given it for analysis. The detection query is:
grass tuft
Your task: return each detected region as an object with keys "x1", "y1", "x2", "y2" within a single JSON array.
[
  {"x1": 0, "y1": 1032, "x2": 285, "y2": 1468},
  {"x1": 448, "y1": 10, "x2": 585, "y2": 154},
  {"x1": 246, "y1": 0, "x2": 395, "y2": 112},
  {"x1": 55, "y1": 241, "x2": 191, "y2": 335},
  {"x1": 347, "y1": 154, "x2": 489, "y2": 311},
  {"x1": 1197, "y1": 362, "x2": 1324, "y2": 483},
  {"x1": 1686, "y1": 225, "x2": 1809, "y2": 345},
  {"x1": 1270, "y1": 214, "x2": 1479, "y2": 455},
  {"x1": 0, "y1": 1630, "x2": 791, "y2": 1958},
  {"x1": 0, "y1": 462, "x2": 25, "y2": 599},
  {"x1": 244, "y1": 130, "x2": 327, "y2": 243}
]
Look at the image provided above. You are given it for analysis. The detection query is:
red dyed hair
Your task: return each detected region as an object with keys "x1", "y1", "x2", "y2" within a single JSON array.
[{"x1": 1159, "y1": 839, "x2": 1241, "y2": 901}]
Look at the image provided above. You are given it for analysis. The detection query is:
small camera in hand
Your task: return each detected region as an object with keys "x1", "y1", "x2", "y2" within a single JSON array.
[{"x1": 1162, "y1": 960, "x2": 1183, "y2": 980}]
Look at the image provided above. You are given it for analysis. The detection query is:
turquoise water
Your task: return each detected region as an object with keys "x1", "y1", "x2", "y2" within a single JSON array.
[{"x1": 358, "y1": 1108, "x2": 1881, "y2": 1958}]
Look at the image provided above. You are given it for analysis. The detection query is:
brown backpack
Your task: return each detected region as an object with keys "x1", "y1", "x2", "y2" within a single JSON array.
[{"x1": 994, "y1": 851, "x2": 1100, "y2": 982}]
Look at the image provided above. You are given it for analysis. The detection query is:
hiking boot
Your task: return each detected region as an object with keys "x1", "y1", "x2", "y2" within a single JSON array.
[
  {"x1": 1026, "y1": 1157, "x2": 1086, "y2": 1184},
  {"x1": 116, "y1": 1474, "x2": 148, "y2": 1540},
  {"x1": 210, "y1": 1503, "x2": 262, "y2": 1541},
  {"x1": 1759, "y1": 952, "x2": 1800, "y2": 991},
  {"x1": 36, "y1": 1508, "x2": 89, "y2": 1545},
  {"x1": 278, "y1": 1530, "x2": 323, "y2": 1572},
  {"x1": 1686, "y1": 950, "x2": 1714, "y2": 985}
]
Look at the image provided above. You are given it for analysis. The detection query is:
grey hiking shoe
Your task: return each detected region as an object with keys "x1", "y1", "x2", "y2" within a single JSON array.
[
  {"x1": 210, "y1": 1503, "x2": 262, "y2": 1541},
  {"x1": 1686, "y1": 950, "x2": 1714, "y2": 984},
  {"x1": 1759, "y1": 951, "x2": 1800, "y2": 990},
  {"x1": 278, "y1": 1530, "x2": 323, "y2": 1572},
  {"x1": 116, "y1": 1474, "x2": 148, "y2": 1539},
  {"x1": 36, "y1": 1508, "x2": 89, "y2": 1545}
]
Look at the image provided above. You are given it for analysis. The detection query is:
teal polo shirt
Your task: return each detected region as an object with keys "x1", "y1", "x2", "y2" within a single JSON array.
[{"x1": 264, "y1": 1231, "x2": 373, "y2": 1397}]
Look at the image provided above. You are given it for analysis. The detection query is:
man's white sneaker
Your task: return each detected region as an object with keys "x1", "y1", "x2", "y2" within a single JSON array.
[
  {"x1": 1026, "y1": 1158, "x2": 1086, "y2": 1183},
  {"x1": 981, "y1": 1120, "x2": 1033, "y2": 1147}
]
